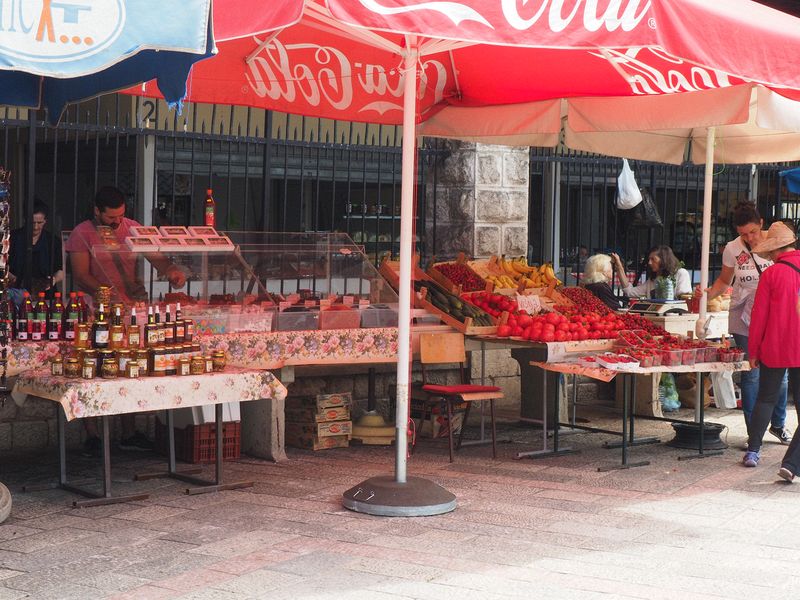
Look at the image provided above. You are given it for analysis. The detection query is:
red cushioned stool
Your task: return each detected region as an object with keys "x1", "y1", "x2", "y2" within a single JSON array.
[{"x1": 418, "y1": 332, "x2": 503, "y2": 462}]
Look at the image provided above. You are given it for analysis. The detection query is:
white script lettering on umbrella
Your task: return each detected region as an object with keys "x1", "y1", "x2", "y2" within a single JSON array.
[{"x1": 246, "y1": 37, "x2": 447, "y2": 115}]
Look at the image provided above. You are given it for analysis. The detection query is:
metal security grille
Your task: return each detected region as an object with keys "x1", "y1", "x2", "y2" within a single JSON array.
[
  {"x1": 0, "y1": 99, "x2": 431, "y2": 283},
  {"x1": 529, "y1": 147, "x2": 800, "y2": 288}
]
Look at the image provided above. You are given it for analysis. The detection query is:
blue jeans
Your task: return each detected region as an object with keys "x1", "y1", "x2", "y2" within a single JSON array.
[{"x1": 732, "y1": 333, "x2": 788, "y2": 429}]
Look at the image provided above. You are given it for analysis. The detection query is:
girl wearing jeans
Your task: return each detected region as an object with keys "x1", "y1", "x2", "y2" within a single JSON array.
[
  {"x1": 746, "y1": 222, "x2": 800, "y2": 477},
  {"x1": 698, "y1": 202, "x2": 790, "y2": 445}
]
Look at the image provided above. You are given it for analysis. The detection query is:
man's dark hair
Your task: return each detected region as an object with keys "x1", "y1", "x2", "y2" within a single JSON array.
[
  {"x1": 732, "y1": 201, "x2": 761, "y2": 228},
  {"x1": 94, "y1": 186, "x2": 126, "y2": 211}
]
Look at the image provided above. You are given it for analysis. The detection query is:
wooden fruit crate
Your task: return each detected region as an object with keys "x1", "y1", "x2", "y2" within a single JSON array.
[
  {"x1": 416, "y1": 287, "x2": 497, "y2": 336},
  {"x1": 426, "y1": 253, "x2": 492, "y2": 295},
  {"x1": 379, "y1": 255, "x2": 430, "y2": 292}
]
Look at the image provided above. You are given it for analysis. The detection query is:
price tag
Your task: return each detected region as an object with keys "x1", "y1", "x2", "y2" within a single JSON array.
[
  {"x1": 359, "y1": 299, "x2": 370, "y2": 308},
  {"x1": 304, "y1": 300, "x2": 317, "y2": 309},
  {"x1": 279, "y1": 301, "x2": 292, "y2": 312},
  {"x1": 515, "y1": 293, "x2": 542, "y2": 315},
  {"x1": 343, "y1": 296, "x2": 355, "y2": 306},
  {"x1": 319, "y1": 299, "x2": 332, "y2": 309}
]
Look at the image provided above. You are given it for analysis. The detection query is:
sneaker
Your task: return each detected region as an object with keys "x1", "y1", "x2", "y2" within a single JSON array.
[
  {"x1": 778, "y1": 467, "x2": 795, "y2": 483},
  {"x1": 769, "y1": 426, "x2": 793, "y2": 445},
  {"x1": 82, "y1": 436, "x2": 102, "y2": 458},
  {"x1": 743, "y1": 450, "x2": 760, "y2": 467},
  {"x1": 118, "y1": 431, "x2": 154, "y2": 452}
]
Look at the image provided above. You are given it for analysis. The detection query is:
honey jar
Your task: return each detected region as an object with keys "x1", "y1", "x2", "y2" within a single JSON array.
[
  {"x1": 116, "y1": 349, "x2": 132, "y2": 375},
  {"x1": 81, "y1": 362, "x2": 95, "y2": 379},
  {"x1": 178, "y1": 357, "x2": 191, "y2": 376},
  {"x1": 190, "y1": 356, "x2": 205, "y2": 375},
  {"x1": 211, "y1": 351, "x2": 226, "y2": 372},
  {"x1": 125, "y1": 361, "x2": 140, "y2": 378},
  {"x1": 64, "y1": 358, "x2": 81, "y2": 378},
  {"x1": 135, "y1": 349, "x2": 150, "y2": 377},
  {"x1": 95, "y1": 285, "x2": 112, "y2": 307},
  {"x1": 82, "y1": 349, "x2": 98, "y2": 377},
  {"x1": 50, "y1": 356, "x2": 64, "y2": 376},
  {"x1": 203, "y1": 355, "x2": 213, "y2": 373},
  {"x1": 99, "y1": 350, "x2": 118, "y2": 379},
  {"x1": 75, "y1": 323, "x2": 91, "y2": 349}
]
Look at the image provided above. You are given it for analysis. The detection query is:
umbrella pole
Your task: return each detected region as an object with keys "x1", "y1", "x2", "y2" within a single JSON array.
[
  {"x1": 342, "y1": 42, "x2": 455, "y2": 516},
  {"x1": 698, "y1": 126, "x2": 715, "y2": 332}
]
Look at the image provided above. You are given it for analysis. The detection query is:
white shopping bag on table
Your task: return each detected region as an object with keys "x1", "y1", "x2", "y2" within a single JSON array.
[{"x1": 711, "y1": 371, "x2": 738, "y2": 409}]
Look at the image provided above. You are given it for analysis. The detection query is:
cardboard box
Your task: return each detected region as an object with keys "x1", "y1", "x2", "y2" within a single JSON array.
[
  {"x1": 286, "y1": 420, "x2": 352, "y2": 438},
  {"x1": 315, "y1": 392, "x2": 351, "y2": 409},
  {"x1": 285, "y1": 405, "x2": 350, "y2": 423},
  {"x1": 412, "y1": 411, "x2": 463, "y2": 439},
  {"x1": 285, "y1": 432, "x2": 349, "y2": 451}
]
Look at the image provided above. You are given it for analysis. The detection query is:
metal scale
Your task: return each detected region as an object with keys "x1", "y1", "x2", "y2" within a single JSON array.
[{"x1": 626, "y1": 299, "x2": 689, "y2": 315}]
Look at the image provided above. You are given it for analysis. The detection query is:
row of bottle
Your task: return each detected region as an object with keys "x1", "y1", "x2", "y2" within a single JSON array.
[
  {"x1": 81, "y1": 302, "x2": 195, "y2": 350},
  {"x1": 0, "y1": 291, "x2": 89, "y2": 342}
]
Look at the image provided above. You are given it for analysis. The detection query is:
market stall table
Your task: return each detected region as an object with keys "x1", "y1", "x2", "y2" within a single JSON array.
[
  {"x1": 11, "y1": 368, "x2": 287, "y2": 506},
  {"x1": 530, "y1": 360, "x2": 748, "y2": 471}
]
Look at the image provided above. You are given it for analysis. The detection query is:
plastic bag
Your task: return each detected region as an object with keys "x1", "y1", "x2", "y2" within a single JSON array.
[
  {"x1": 630, "y1": 187, "x2": 664, "y2": 228},
  {"x1": 658, "y1": 373, "x2": 681, "y2": 412},
  {"x1": 711, "y1": 371, "x2": 738, "y2": 409},
  {"x1": 616, "y1": 159, "x2": 643, "y2": 210}
]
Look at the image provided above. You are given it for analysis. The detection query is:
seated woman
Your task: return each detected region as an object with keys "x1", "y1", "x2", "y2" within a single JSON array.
[
  {"x1": 612, "y1": 245, "x2": 691, "y2": 298},
  {"x1": 582, "y1": 254, "x2": 622, "y2": 310}
]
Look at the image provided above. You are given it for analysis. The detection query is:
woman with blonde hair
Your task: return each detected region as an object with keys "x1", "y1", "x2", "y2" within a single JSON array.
[{"x1": 583, "y1": 254, "x2": 621, "y2": 310}]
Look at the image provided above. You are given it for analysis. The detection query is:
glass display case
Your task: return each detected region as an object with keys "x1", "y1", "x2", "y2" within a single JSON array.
[{"x1": 69, "y1": 232, "x2": 399, "y2": 332}]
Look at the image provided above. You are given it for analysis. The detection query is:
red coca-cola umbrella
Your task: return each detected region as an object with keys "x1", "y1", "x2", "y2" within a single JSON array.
[{"x1": 133, "y1": 0, "x2": 800, "y2": 514}]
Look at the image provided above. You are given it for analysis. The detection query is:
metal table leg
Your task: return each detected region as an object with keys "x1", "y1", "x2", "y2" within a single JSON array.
[
  {"x1": 516, "y1": 368, "x2": 577, "y2": 460},
  {"x1": 598, "y1": 374, "x2": 649, "y2": 471},
  {"x1": 603, "y1": 374, "x2": 660, "y2": 449},
  {"x1": 136, "y1": 405, "x2": 253, "y2": 494},
  {"x1": 25, "y1": 408, "x2": 150, "y2": 508}
]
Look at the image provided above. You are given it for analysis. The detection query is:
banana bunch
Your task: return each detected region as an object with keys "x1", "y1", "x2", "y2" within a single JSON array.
[
  {"x1": 486, "y1": 273, "x2": 518, "y2": 289},
  {"x1": 496, "y1": 256, "x2": 562, "y2": 288}
]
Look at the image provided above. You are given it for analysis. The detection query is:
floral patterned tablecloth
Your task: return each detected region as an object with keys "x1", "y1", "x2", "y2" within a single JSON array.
[
  {"x1": 200, "y1": 328, "x2": 398, "y2": 369},
  {"x1": 0, "y1": 341, "x2": 68, "y2": 377},
  {"x1": 11, "y1": 368, "x2": 287, "y2": 421}
]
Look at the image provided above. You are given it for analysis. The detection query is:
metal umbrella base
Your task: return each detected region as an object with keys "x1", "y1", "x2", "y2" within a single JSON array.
[
  {"x1": 342, "y1": 476, "x2": 456, "y2": 517},
  {"x1": 666, "y1": 422, "x2": 727, "y2": 450}
]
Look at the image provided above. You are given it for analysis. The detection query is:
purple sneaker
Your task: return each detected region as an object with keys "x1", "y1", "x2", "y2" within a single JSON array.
[{"x1": 743, "y1": 451, "x2": 760, "y2": 468}]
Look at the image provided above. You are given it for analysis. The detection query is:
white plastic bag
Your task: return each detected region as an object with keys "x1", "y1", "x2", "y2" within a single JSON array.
[
  {"x1": 711, "y1": 371, "x2": 738, "y2": 409},
  {"x1": 616, "y1": 158, "x2": 643, "y2": 210}
]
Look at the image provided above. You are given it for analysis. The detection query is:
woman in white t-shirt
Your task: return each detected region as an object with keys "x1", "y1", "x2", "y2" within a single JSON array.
[
  {"x1": 699, "y1": 202, "x2": 790, "y2": 444},
  {"x1": 612, "y1": 245, "x2": 692, "y2": 299}
]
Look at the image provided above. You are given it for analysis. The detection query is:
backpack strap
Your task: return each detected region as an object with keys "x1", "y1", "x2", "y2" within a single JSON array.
[{"x1": 775, "y1": 260, "x2": 800, "y2": 276}]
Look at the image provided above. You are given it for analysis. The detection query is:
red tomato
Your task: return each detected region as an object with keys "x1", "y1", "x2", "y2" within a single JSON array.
[{"x1": 496, "y1": 325, "x2": 512, "y2": 337}]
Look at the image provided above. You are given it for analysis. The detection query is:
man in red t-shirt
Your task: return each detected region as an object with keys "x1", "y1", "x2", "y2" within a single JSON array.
[{"x1": 65, "y1": 186, "x2": 186, "y2": 454}]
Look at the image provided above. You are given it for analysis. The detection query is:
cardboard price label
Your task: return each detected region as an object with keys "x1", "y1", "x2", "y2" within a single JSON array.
[
  {"x1": 279, "y1": 301, "x2": 292, "y2": 312},
  {"x1": 516, "y1": 293, "x2": 542, "y2": 315},
  {"x1": 343, "y1": 296, "x2": 355, "y2": 306}
]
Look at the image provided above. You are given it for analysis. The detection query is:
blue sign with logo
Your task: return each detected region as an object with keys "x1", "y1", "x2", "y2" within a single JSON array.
[{"x1": 0, "y1": 0, "x2": 214, "y2": 121}]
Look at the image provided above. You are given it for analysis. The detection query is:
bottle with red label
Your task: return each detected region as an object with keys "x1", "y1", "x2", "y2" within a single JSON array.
[
  {"x1": 204, "y1": 188, "x2": 215, "y2": 227},
  {"x1": 48, "y1": 292, "x2": 64, "y2": 340},
  {"x1": 16, "y1": 291, "x2": 33, "y2": 341},
  {"x1": 32, "y1": 292, "x2": 48, "y2": 341},
  {"x1": 64, "y1": 292, "x2": 80, "y2": 340}
]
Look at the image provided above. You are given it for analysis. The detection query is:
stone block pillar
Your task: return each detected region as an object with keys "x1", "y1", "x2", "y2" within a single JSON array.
[{"x1": 425, "y1": 141, "x2": 529, "y2": 259}]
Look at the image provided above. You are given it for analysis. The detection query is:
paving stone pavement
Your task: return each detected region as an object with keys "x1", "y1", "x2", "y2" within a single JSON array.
[{"x1": 0, "y1": 403, "x2": 798, "y2": 599}]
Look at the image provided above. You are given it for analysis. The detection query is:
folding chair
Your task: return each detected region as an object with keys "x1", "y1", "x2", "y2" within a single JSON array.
[{"x1": 417, "y1": 332, "x2": 503, "y2": 462}]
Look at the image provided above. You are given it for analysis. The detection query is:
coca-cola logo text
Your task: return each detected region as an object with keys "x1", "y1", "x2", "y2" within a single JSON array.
[
  {"x1": 592, "y1": 47, "x2": 744, "y2": 94},
  {"x1": 246, "y1": 36, "x2": 447, "y2": 115}
]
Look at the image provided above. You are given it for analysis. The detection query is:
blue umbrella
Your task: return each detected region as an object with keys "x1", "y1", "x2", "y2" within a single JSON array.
[
  {"x1": 0, "y1": 0, "x2": 215, "y2": 123},
  {"x1": 780, "y1": 167, "x2": 800, "y2": 195}
]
